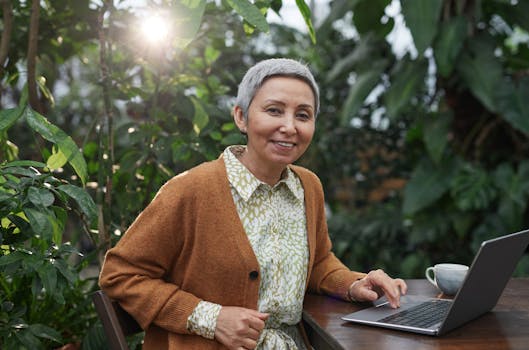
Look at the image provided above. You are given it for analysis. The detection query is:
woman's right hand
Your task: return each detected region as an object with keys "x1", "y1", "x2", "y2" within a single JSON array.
[{"x1": 214, "y1": 306, "x2": 269, "y2": 350}]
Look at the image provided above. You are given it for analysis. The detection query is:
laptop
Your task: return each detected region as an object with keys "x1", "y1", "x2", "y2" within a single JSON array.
[{"x1": 341, "y1": 229, "x2": 529, "y2": 336}]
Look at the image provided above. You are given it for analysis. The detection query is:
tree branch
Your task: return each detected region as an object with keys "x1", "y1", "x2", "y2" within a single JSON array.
[{"x1": 27, "y1": 0, "x2": 42, "y2": 112}]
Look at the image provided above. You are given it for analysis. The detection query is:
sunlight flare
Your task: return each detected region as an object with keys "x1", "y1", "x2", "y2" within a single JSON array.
[{"x1": 140, "y1": 14, "x2": 171, "y2": 44}]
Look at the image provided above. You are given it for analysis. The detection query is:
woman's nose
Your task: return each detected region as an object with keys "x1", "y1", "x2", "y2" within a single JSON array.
[{"x1": 279, "y1": 114, "x2": 296, "y2": 134}]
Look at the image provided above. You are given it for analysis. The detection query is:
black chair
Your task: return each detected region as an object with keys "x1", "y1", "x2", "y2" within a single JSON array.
[{"x1": 92, "y1": 290, "x2": 143, "y2": 350}]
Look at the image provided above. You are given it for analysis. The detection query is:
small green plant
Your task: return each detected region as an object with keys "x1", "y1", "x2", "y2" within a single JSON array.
[{"x1": 1, "y1": 104, "x2": 98, "y2": 349}]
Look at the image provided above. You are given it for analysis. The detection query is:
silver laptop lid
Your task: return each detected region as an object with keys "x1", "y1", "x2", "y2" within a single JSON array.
[{"x1": 439, "y1": 229, "x2": 529, "y2": 334}]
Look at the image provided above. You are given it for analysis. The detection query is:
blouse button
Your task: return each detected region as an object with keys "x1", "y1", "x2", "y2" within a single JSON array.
[{"x1": 249, "y1": 270, "x2": 259, "y2": 280}]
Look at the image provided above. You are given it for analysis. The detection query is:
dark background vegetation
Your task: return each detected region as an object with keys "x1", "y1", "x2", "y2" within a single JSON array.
[{"x1": 1, "y1": 0, "x2": 529, "y2": 348}]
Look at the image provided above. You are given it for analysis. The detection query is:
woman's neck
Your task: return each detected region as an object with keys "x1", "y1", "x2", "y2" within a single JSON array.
[{"x1": 236, "y1": 148, "x2": 285, "y2": 186}]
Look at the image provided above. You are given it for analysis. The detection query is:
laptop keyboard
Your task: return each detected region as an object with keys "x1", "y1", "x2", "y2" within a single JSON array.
[{"x1": 378, "y1": 299, "x2": 452, "y2": 328}]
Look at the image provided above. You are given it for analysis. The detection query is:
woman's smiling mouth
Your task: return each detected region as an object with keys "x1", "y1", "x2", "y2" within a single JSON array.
[{"x1": 274, "y1": 141, "x2": 295, "y2": 148}]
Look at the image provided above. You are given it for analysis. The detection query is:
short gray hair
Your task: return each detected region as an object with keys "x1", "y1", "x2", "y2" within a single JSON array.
[{"x1": 235, "y1": 58, "x2": 320, "y2": 120}]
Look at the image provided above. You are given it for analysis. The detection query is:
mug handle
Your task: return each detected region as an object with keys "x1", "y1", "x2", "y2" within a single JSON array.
[{"x1": 425, "y1": 267, "x2": 437, "y2": 287}]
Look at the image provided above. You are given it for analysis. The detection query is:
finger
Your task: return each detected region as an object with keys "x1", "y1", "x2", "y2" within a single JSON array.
[
  {"x1": 365, "y1": 271, "x2": 402, "y2": 307},
  {"x1": 248, "y1": 321, "x2": 265, "y2": 333},
  {"x1": 241, "y1": 337, "x2": 258, "y2": 350},
  {"x1": 355, "y1": 283, "x2": 380, "y2": 302},
  {"x1": 247, "y1": 310, "x2": 269, "y2": 320},
  {"x1": 244, "y1": 309, "x2": 267, "y2": 317},
  {"x1": 247, "y1": 313, "x2": 268, "y2": 331},
  {"x1": 348, "y1": 279, "x2": 376, "y2": 302},
  {"x1": 382, "y1": 279, "x2": 407, "y2": 308},
  {"x1": 254, "y1": 312, "x2": 269, "y2": 324},
  {"x1": 394, "y1": 278, "x2": 408, "y2": 296},
  {"x1": 380, "y1": 284, "x2": 401, "y2": 308},
  {"x1": 246, "y1": 327, "x2": 260, "y2": 340}
]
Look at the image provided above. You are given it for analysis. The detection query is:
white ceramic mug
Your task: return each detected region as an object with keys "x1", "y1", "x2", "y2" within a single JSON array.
[{"x1": 425, "y1": 263, "x2": 469, "y2": 295}]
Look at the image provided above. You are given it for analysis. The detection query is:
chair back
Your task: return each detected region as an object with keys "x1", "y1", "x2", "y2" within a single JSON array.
[{"x1": 92, "y1": 290, "x2": 143, "y2": 350}]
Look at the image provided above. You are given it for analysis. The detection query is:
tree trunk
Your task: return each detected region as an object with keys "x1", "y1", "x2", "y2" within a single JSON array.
[
  {"x1": 97, "y1": 0, "x2": 115, "y2": 264},
  {"x1": 0, "y1": 0, "x2": 13, "y2": 76}
]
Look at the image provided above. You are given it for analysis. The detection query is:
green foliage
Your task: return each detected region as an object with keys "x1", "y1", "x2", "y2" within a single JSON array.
[
  {"x1": 282, "y1": 0, "x2": 529, "y2": 278},
  {"x1": 433, "y1": 16, "x2": 466, "y2": 77},
  {"x1": 171, "y1": 0, "x2": 207, "y2": 48},
  {"x1": 353, "y1": 0, "x2": 393, "y2": 38},
  {"x1": 384, "y1": 57, "x2": 428, "y2": 120},
  {"x1": 457, "y1": 34, "x2": 503, "y2": 113},
  {"x1": 0, "y1": 103, "x2": 90, "y2": 185},
  {"x1": 227, "y1": 0, "x2": 270, "y2": 33},
  {"x1": 0, "y1": 244, "x2": 95, "y2": 349},
  {"x1": 496, "y1": 77, "x2": 529, "y2": 135},
  {"x1": 403, "y1": 157, "x2": 461, "y2": 215},
  {"x1": 339, "y1": 60, "x2": 387, "y2": 127},
  {"x1": 422, "y1": 112, "x2": 451, "y2": 164},
  {"x1": 401, "y1": 0, "x2": 443, "y2": 54},
  {"x1": 294, "y1": 0, "x2": 316, "y2": 44},
  {"x1": 0, "y1": 160, "x2": 97, "y2": 349}
]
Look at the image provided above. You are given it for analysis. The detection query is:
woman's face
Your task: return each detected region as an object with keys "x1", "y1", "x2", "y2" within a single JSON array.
[{"x1": 234, "y1": 76, "x2": 316, "y2": 176}]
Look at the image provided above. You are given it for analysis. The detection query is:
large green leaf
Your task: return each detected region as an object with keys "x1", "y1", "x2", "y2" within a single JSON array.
[
  {"x1": 23, "y1": 107, "x2": 88, "y2": 185},
  {"x1": 450, "y1": 164, "x2": 497, "y2": 211},
  {"x1": 339, "y1": 61, "x2": 387, "y2": 127},
  {"x1": 295, "y1": 0, "x2": 316, "y2": 44},
  {"x1": 1, "y1": 160, "x2": 47, "y2": 168},
  {"x1": 403, "y1": 157, "x2": 460, "y2": 215},
  {"x1": 14, "y1": 329, "x2": 42, "y2": 350},
  {"x1": 385, "y1": 57, "x2": 428, "y2": 120},
  {"x1": 28, "y1": 324, "x2": 62, "y2": 344},
  {"x1": 27, "y1": 187, "x2": 55, "y2": 208},
  {"x1": 433, "y1": 16, "x2": 467, "y2": 78},
  {"x1": 0, "y1": 107, "x2": 25, "y2": 132},
  {"x1": 496, "y1": 77, "x2": 529, "y2": 136},
  {"x1": 0, "y1": 250, "x2": 26, "y2": 266},
  {"x1": 423, "y1": 112, "x2": 452, "y2": 164},
  {"x1": 226, "y1": 0, "x2": 269, "y2": 33},
  {"x1": 1, "y1": 165, "x2": 40, "y2": 178},
  {"x1": 353, "y1": 0, "x2": 393, "y2": 37},
  {"x1": 401, "y1": 0, "x2": 443, "y2": 54},
  {"x1": 23, "y1": 207, "x2": 54, "y2": 241},
  {"x1": 173, "y1": 0, "x2": 207, "y2": 48},
  {"x1": 37, "y1": 264, "x2": 58, "y2": 298},
  {"x1": 57, "y1": 184, "x2": 97, "y2": 221},
  {"x1": 54, "y1": 258, "x2": 77, "y2": 284},
  {"x1": 457, "y1": 36, "x2": 502, "y2": 112}
]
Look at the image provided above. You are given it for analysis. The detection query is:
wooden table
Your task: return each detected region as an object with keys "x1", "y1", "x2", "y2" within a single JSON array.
[{"x1": 302, "y1": 278, "x2": 529, "y2": 349}]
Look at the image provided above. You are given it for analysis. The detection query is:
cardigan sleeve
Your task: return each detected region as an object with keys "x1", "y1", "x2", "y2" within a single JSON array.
[
  {"x1": 98, "y1": 175, "x2": 201, "y2": 334},
  {"x1": 296, "y1": 166, "x2": 366, "y2": 300},
  {"x1": 308, "y1": 218, "x2": 366, "y2": 300}
]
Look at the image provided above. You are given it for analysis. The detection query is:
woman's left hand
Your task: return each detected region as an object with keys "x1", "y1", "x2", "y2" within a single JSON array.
[{"x1": 348, "y1": 269, "x2": 407, "y2": 308}]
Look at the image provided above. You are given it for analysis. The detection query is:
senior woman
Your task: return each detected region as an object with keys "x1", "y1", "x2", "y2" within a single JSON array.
[{"x1": 99, "y1": 58, "x2": 407, "y2": 350}]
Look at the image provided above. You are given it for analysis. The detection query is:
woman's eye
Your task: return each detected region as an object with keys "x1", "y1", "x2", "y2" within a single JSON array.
[
  {"x1": 267, "y1": 108, "x2": 281, "y2": 115},
  {"x1": 297, "y1": 113, "x2": 311, "y2": 120}
]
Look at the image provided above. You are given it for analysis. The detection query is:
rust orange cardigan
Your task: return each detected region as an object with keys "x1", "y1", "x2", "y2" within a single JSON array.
[{"x1": 99, "y1": 156, "x2": 365, "y2": 349}]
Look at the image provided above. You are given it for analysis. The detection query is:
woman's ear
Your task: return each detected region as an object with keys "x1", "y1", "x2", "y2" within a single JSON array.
[{"x1": 233, "y1": 106, "x2": 247, "y2": 134}]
